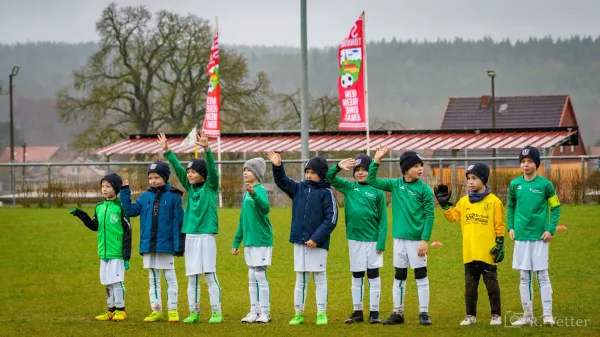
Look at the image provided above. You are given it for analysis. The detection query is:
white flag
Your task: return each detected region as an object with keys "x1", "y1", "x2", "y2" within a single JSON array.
[{"x1": 181, "y1": 127, "x2": 197, "y2": 147}]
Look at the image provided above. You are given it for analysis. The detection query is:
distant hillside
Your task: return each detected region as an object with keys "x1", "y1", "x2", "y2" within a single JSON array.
[{"x1": 1, "y1": 36, "x2": 599, "y2": 146}]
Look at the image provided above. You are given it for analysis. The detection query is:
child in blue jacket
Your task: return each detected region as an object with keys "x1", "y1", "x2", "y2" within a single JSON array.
[
  {"x1": 267, "y1": 151, "x2": 338, "y2": 326},
  {"x1": 121, "y1": 161, "x2": 185, "y2": 323}
]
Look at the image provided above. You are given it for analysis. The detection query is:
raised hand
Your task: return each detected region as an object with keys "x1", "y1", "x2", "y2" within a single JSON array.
[
  {"x1": 338, "y1": 158, "x2": 357, "y2": 171},
  {"x1": 157, "y1": 133, "x2": 170, "y2": 152},
  {"x1": 245, "y1": 183, "x2": 255, "y2": 194},
  {"x1": 122, "y1": 179, "x2": 129, "y2": 188},
  {"x1": 374, "y1": 144, "x2": 389, "y2": 163},
  {"x1": 434, "y1": 184, "x2": 452, "y2": 208},
  {"x1": 267, "y1": 151, "x2": 281, "y2": 167},
  {"x1": 196, "y1": 131, "x2": 209, "y2": 149}
]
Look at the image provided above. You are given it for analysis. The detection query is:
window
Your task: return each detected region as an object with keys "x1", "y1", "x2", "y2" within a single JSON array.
[
  {"x1": 71, "y1": 167, "x2": 81, "y2": 175},
  {"x1": 498, "y1": 103, "x2": 508, "y2": 113}
]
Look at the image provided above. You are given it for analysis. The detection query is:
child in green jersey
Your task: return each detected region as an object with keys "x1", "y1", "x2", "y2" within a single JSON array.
[
  {"x1": 508, "y1": 145, "x2": 561, "y2": 327},
  {"x1": 366, "y1": 145, "x2": 434, "y2": 326},
  {"x1": 326, "y1": 154, "x2": 388, "y2": 324},
  {"x1": 158, "y1": 132, "x2": 223, "y2": 324},
  {"x1": 232, "y1": 157, "x2": 273, "y2": 324}
]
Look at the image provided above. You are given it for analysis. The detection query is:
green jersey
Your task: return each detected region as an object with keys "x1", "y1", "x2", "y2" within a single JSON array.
[
  {"x1": 232, "y1": 184, "x2": 273, "y2": 249},
  {"x1": 366, "y1": 162, "x2": 435, "y2": 241},
  {"x1": 164, "y1": 149, "x2": 219, "y2": 235},
  {"x1": 326, "y1": 165, "x2": 388, "y2": 251},
  {"x1": 87, "y1": 199, "x2": 132, "y2": 261},
  {"x1": 508, "y1": 175, "x2": 561, "y2": 240}
]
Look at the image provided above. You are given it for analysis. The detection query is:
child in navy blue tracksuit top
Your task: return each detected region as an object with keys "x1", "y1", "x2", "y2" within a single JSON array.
[
  {"x1": 267, "y1": 151, "x2": 338, "y2": 326},
  {"x1": 121, "y1": 161, "x2": 185, "y2": 323}
]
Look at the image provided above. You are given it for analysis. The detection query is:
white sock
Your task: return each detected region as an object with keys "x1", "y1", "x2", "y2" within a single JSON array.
[
  {"x1": 148, "y1": 268, "x2": 162, "y2": 311},
  {"x1": 164, "y1": 269, "x2": 178, "y2": 311},
  {"x1": 294, "y1": 272, "x2": 308, "y2": 313},
  {"x1": 255, "y1": 267, "x2": 271, "y2": 314},
  {"x1": 105, "y1": 285, "x2": 115, "y2": 308},
  {"x1": 313, "y1": 271, "x2": 328, "y2": 313},
  {"x1": 392, "y1": 278, "x2": 407, "y2": 313},
  {"x1": 416, "y1": 277, "x2": 430, "y2": 313},
  {"x1": 519, "y1": 270, "x2": 534, "y2": 316},
  {"x1": 368, "y1": 277, "x2": 381, "y2": 312},
  {"x1": 248, "y1": 267, "x2": 259, "y2": 313},
  {"x1": 536, "y1": 270, "x2": 553, "y2": 317},
  {"x1": 205, "y1": 273, "x2": 222, "y2": 313},
  {"x1": 111, "y1": 282, "x2": 125, "y2": 309},
  {"x1": 351, "y1": 277, "x2": 364, "y2": 311},
  {"x1": 187, "y1": 274, "x2": 200, "y2": 314}
]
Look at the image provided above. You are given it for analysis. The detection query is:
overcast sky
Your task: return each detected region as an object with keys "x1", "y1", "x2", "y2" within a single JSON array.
[{"x1": 1, "y1": 0, "x2": 599, "y2": 47}]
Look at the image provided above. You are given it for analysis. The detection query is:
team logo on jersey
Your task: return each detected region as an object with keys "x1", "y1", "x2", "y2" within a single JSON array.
[
  {"x1": 522, "y1": 149, "x2": 530, "y2": 156},
  {"x1": 187, "y1": 162, "x2": 193, "y2": 168},
  {"x1": 484, "y1": 202, "x2": 491, "y2": 211},
  {"x1": 150, "y1": 163, "x2": 157, "y2": 170},
  {"x1": 110, "y1": 214, "x2": 119, "y2": 224}
]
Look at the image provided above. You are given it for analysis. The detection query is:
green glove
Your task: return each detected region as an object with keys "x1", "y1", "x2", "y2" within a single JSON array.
[
  {"x1": 490, "y1": 237, "x2": 505, "y2": 263},
  {"x1": 124, "y1": 260, "x2": 130, "y2": 271}
]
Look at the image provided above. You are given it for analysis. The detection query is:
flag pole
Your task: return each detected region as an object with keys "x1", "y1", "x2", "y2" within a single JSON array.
[
  {"x1": 362, "y1": 10, "x2": 370, "y2": 156},
  {"x1": 215, "y1": 16, "x2": 223, "y2": 208}
]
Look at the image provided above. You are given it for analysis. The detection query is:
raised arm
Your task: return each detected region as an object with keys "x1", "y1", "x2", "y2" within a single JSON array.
[
  {"x1": 248, "y1": 184, "x2": 270, "y2": 215},
  {"x1": 70, "y1": 208, "x2": 99, "y2": 231},
  {"x1": 268, "y1": 151, "x2": 298, "y2": 198},
  {"x1": 120, "y1": 180, "x2": 142, "y2": 217},
  {"x1": 366, "y1": 145, "x2": 394, "y2": 191},
  {"x1": 197, "y1": 132, "x2": 219, "y2": 192},
  {"x1": 325, "y1": 160, "x2": 354, "y2": 194},
  {"x1": 159, "y1": 133, "x2": 191, "y2": 191}
]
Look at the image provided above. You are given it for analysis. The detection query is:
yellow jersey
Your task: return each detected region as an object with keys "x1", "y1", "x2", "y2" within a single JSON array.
[{"x1": 442, "y1": 193, "x2": 505, "y2": 265}]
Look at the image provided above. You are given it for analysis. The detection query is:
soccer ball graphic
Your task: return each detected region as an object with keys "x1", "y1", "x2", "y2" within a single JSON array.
[
  {"x1": 207, "y1": 81, "x2": 215, "y2": 93},
  {"x1": 340, "y1": 73, "x2": 354, "y2": 88}
]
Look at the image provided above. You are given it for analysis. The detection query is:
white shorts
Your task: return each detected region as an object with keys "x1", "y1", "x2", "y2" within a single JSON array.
[
  {"x1": 100, "y1": 259, "x2": 125, "y2": 285},
  {"x1": 244, "y1": 246, "x2": 273, "y2": 267},
  {"x1": 512, "y1": 240, "x2": 549, "y2": 271},
  {"x1": 393, "y1": 239, "x2": 427, "y2": 269},
  {"x1": 348, "y1": 240, "x2": 383, "y2": 272},
  {"x1": 185, "y1": 234, "x2": 217, "y2": 276},
  {"x1": 294, "y1": 243, "x2": 328, "y2": 272},
  {"x1": 143, "y1": 253, "x2": 175, "y2": 270}
]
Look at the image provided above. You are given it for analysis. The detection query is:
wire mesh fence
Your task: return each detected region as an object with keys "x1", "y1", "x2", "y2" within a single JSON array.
[{"x1": 0, "y1": 155, "x2": 598, "y2": 208}]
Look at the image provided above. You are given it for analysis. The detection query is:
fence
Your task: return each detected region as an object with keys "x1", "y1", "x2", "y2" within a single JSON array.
[{"x1": 0, "y1": 155, "x2": 599, "y2": 208}]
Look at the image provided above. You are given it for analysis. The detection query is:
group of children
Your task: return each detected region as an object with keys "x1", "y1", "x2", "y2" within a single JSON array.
[{"x1": 70, "y1": 130, "x2": 561, "y2": 327}]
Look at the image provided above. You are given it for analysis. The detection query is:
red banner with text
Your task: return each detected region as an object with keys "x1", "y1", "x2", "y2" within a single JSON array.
[
  {"x1": 338, "y1": 13, "x2": 366, "y2": 130},
  {"x1": 202, "y1": 29, "x2": 221, "y2": 137}
]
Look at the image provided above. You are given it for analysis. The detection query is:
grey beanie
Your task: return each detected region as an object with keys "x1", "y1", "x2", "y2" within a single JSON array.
[{"x1": 244, "y1": 157, "x2": 266, "y2": 182}]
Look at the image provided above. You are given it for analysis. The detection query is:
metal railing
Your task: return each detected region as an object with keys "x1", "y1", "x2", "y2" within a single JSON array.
[{"x1": 0, "y1": 155, "x2": 598, "y2": 207}]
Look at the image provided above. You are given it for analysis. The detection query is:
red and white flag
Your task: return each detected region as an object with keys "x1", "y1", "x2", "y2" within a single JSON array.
[
  {"x1": 337, "y1": 12, "x2": 366, "y2": 130},
  {"x1": 202, "y1": 28, "x2": 221, "y2": 137}
]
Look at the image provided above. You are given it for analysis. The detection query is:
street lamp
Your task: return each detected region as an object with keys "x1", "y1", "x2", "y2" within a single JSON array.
[
  {"x1": 9, "y1": 65, "x2": 19, "y2": 206},
  {"x1": 487, "y1": 70, "x2": 497, "y2": 184}
]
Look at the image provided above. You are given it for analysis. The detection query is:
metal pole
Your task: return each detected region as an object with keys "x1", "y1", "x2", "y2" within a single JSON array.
[
  {"x1": 9, "y1": 73, "x2": 15, "y2": 206},
  {"x1": 490, "y1": 74, "x2": 497, "y2": 188},
  {"x1": 300, "y1": 0, "x2": 310, "y2": 165}
]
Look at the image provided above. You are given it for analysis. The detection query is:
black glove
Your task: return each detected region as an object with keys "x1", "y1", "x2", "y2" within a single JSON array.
[
  {"x1": 490, "y1": 236, "x2": 505, "y2": 263},
  {"x1": 434, "y1": 184, "x2": 452, "y2": 208},
  {"x1": 70, "y1": 208, "x2": 93, "y2": 225}
]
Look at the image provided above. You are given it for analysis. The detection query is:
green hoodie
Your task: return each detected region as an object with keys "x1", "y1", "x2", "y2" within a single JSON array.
[
  {"x1": 232, "y1": 184, "x2": 273, "y2": 249},
  {"x1": 164, "y1": 149, "x2": 219, "y2": 234}
]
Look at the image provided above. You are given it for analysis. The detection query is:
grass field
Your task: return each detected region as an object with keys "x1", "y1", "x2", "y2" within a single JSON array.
[{"x1": 1, "y1": 205, "x2": 599, "y2": 336}]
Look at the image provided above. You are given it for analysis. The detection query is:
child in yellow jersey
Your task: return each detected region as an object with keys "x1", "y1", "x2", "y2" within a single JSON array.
[{"x1": 434, "y1": 163, "x2": 505, "y2": 326}]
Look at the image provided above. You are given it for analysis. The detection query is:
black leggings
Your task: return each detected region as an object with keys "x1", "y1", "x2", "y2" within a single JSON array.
[{"x1": 464, "y1": 261, "x2": 501, "y2": 316}]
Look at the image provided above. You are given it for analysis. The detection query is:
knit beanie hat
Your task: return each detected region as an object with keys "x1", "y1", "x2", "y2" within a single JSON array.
[
  {"x1": 305, "y1": 156, "x2": 329, "y2": 180},
  {"x1": 148, "y1": 160, "x2": 170, "y2": 182},
  {"x1": 186, "y1": 159, "x2": 207, "y2": 180},
  {"x1": 353, "y1": 154, "x2": 372, "y2": 177},
  {"x1": 519, "y1": 145, "x2": 541, "y2": 168},
  {"x1": 244, "y1": 157, "x2": 266, "y2": 182},
  {"x1": 466, "y1": 162, "x2": 490, "y2": 185},
  {"x1": 101, "y1": 173, "x2": 123, "y2": 195},
  {"x1": 399, "y1": 151, "x2": 424, "y2": 174}
]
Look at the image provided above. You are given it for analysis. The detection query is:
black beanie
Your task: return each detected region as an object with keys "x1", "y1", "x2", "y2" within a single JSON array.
[
  {"x1": 148, "y1": 160, "x2": 170, "y2": 182},
  {"x1": 101, "y1": 173, "x2": 123, "y2": 195},
  {"x1": 466, "y1": 162, "x2": 490, "y2": 185},
  {"x1": 519, "y1": 145, "x2": 541, "y2": 168},
  {"x1": 186, "y1": 159, "x2": 207, "y2": 180},
  {"x1": 399, "y1": 151, "x2": 424, "y2": 174},
  {"x1": 353, "y1": 154, "x2": 372, "y2": 177},
  {"x1": 305, "y1": 156, "x2": 329, "y2": 180}
]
